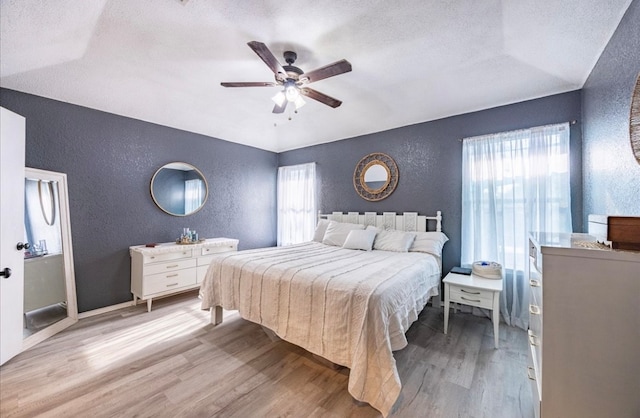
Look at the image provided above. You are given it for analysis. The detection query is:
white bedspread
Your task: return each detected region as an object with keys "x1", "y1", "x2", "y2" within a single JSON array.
[{"x1": 200, "y1": 242, "x2": 440, "y2": 416}]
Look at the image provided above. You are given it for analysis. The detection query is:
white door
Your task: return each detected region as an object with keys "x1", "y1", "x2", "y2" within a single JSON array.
[{"x1": 0, "y1": 107, "x2": 26, "y2": 365}]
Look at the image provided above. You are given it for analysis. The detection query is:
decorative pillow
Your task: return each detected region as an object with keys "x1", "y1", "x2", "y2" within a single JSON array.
[
  {"x1": 322, "y1": 221, "x2": 365, "y2": 247},
  {"x1": 373, "y1": 229, "x2": 416, "y2": 252},
  {"x1": 342, "y1": 229, "x2": 377, "y2": 251},
  {"x1": 410, "y1": 231, "x2": 449, "y2": 256},
  {"x1": 312, "y1": 219, "x2": 330, "y2": 242}
]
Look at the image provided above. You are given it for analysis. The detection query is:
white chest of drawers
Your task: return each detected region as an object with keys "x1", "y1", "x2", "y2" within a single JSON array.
[
  {"x1": 130, "y1": 238, "x2": 238, "y2": 312},
  {"x1": 527, "y1": 232, "x2": 640, "y2": 418}
]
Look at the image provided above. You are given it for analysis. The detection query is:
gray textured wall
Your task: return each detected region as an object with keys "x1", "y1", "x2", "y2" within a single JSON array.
[
  {"x1": 582, "y1": 0, "x2": 640, "y2": 224},
  {"x1": 279, "y1": 91, "x2": 583, "y2": 275},
  {"x1": 1, "y1": 88, "x2": 278, "y2": 312}
]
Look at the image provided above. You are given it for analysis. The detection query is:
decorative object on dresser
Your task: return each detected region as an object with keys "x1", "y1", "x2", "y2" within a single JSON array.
[
  {"x1": 443, "y1": 271, "x2": 503, "y2": 348},
  {"x1": 588, "y1": 214, "x2": 640, "y2": 250},
  {"x1": 200, "y1": 211, "x2": 445, "y2": 417},
  {"x1": 353, "y1": 153, "x2": 399, "y2": 201},
  {"x1": 527, "y1": 232, "x2": 640, "y2": 418},
  {"x1": 130, "y1": 238, "x2": 237, "y2": 312}
]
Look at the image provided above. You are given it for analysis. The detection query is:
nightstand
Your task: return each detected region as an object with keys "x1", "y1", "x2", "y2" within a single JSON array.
[{"x1": 443, "y1": 272, "x2": 503, "y2": 348}]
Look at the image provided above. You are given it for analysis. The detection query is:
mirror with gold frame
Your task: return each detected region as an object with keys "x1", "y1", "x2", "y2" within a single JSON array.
[
  {"x1": 353, "y1": 153, "x2": 399, "y2": 201},
  {"x1": 150, "y1": 162, "x2": 208, "y2": 216}
]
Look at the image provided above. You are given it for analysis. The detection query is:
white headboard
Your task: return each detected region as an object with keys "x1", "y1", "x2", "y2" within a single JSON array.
[{"x1": 318, "y1": 211, "x2": 442, "y2": 233}]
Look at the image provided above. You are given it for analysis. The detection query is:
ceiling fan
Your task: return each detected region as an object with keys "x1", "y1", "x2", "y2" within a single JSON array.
[{"x1": 221, "y1": 41, "x2": 352, "y2": 114}]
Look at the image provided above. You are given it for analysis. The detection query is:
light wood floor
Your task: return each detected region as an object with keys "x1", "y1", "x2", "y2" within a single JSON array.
[{"x1": 1, "y1": 291, "x2": 533, "y2": 418}]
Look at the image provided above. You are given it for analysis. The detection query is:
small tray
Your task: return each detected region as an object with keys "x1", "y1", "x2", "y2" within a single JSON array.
[{"x1": 175, "y1": 238, "x2": 206, "y2": 245}]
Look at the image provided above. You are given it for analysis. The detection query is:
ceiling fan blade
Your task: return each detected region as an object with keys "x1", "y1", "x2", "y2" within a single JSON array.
[
  {"x1": 272, "y1": 100, "x2": 288, "y2": 114},
  {"x1": 247, "y1": 41, "x2": 288, "y2": 81},
  {"x1": 221, "y1": 82, "x2": 278, "y2": 87},
  {"x1": 299, "y1": 88, "x2": 342, "y2": 108},
  {"x1": 299, "y1": 59, "x2": 352, "y2": 84}
]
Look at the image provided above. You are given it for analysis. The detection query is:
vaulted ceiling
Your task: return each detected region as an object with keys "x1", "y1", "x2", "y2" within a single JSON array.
[{"x1": 0, "y1": 0, "x2": 633, "y2": 152}]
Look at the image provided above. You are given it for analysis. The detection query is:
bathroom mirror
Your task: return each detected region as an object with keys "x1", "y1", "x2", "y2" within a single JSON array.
[
  {"x1": 23, "y1": 168, "x2": 78, "y2": 350},
  {"x1": 353, "y1": 153, "x2": 399, "y2": 201},
  {"x1": 630, "y1": 72, "x2": 640, "y2": 165},
  {"x1": 150, "y1": 162, "x2": 208, "y2": 216}
]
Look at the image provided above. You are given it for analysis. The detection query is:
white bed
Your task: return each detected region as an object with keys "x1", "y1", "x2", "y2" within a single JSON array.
[{"x1": 200, "y1": 211, "x2": 446, "y2": 417}]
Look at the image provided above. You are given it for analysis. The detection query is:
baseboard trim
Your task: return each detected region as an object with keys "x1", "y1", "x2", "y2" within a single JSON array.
[{"x1": 78, "y1": 301, "x2": 135, "y2": 319}]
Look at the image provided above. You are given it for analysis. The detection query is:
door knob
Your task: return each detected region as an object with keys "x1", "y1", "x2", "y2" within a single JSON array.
[
  {"x1": 16, "y1": 242, "x2": 30, "y2": 251},
  {"x1": 1, "y1": 267, "x2": 11, "y2": 279}
]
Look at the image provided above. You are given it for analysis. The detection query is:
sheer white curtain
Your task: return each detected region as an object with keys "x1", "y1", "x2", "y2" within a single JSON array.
[
  {"x1": 461, "y1": 123, "x2": 571, "y2": 329},
  {"x1": 277, "y1": 162, "x2": 316, "y2": 246},
  {"x1": 184, "y1": 179, "x2": 204, "y2": 214}
]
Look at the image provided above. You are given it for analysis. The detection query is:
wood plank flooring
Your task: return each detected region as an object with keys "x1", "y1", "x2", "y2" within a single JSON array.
[{"x1": 0, "y1": 291, "x2": 533, "y2": 418}]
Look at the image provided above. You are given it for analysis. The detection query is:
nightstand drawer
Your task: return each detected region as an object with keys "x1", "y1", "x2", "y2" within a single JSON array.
[
  {"x1": 143, "y1": 269, "x2": 196, "y2": 295},
  {"x1": 449, "y1": 285, "x2": 494, "y2": 309},
  {"x1": 144, "y1": 258, "x2": 196, "y2": 276}
]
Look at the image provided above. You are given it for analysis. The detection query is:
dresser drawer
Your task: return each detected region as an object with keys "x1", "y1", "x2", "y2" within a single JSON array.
[
  {"x1": 201, "y1": 244, "x2": 236, "y2": 256},
  {"x1": 144, "y1": 249, "x2": 193, "y2": 264},
  {"x1": 198, "y1": 255, "x2": 216, "y2": 267},
  {"x1": 529, "y1": 256, "x2": 542, "y2": 284},
  {"x1": 449, "y1": 285, "x2": 494, "y2": 309},
  {"x1": 527, "y1": 344, "x2": 541, "y2": 418},
  {"x1": 197, "y1": 265, "x2": 210, "y2": 283},
  {"x1": 144, "y1": 258, "x2": 196, "y2": 276},
  {"x1": 143, "y1": 268, "x2": 197, "y2": 296}
]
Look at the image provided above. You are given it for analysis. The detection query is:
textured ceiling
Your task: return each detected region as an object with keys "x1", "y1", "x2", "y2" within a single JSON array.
[{"x1": 0, "y1": 0, "x2": 632, "y2": 152}]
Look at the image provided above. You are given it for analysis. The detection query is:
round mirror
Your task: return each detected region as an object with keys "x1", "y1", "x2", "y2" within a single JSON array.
[
  {"x1": 353, "y1": 153, "x2": 399, "y2": 201},
  {"x1": 362, "y1": 162, "x2": 391, "y2": 193},
  {"x1": 150, "y1": 162, "x2": 208, "y2": 216}
]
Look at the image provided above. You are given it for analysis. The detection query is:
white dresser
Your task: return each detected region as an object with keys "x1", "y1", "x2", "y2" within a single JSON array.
[
  {"x1": 130, "y1": 238, "x2": 238, "y2": 312},
  {"x1": 528, "y1": 232, "x2": 640, "y2": 418}
]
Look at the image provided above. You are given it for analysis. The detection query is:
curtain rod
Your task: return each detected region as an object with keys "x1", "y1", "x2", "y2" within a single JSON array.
[{"x1": 458, "y1": 120, "x2": 577, "y2": 142}]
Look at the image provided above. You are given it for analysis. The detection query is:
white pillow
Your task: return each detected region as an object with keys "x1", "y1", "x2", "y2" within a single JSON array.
[
  {"x1": 373, "y1": 229, "x2": 416, "y2": 252},
  {"x1": 322, "y1": 221, "x2": 365, "y2": 247},
  {"x1": 342, "y1": 229, "x2": 377, "y2": 251},
  {"x1": 410, "y1": 231, "x2": 449, "y2": 256},
  {"x1": 312, "y1": 219, "x2": 330, "y2": 242}
]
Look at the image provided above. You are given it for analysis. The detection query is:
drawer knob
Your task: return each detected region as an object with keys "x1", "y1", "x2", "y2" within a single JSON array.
[
  {"x1": 166, "y1": 282, "x2": 179, "y2": 287},
  {"x1": 529, "y1": 304, "x2": 541, "y2": 315},
  {"x1": 166, "y1": 264, "x2": 179, "y2": 269},
  {"x1": 461, "y1": 288, "x2": 481, "y2": 295},
  {"x1": 166, "y1": 274, "x2": 178, "y2": 278},
  {"x1": 461, "y1": 296, "x2": 481, "y2": 303}
]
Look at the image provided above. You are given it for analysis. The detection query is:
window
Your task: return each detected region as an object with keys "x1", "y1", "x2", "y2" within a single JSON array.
[
  {"x1": 277, "y1": 162, "x2": 316, "y2": 246},
  {"x1": 461, "y1": 123, "x2": 571, "y2": 328}
]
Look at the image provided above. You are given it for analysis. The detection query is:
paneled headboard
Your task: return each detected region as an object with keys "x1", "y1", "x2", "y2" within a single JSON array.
[{"x1": 318, "y1": 211, "x2": 442, "y2": 233}]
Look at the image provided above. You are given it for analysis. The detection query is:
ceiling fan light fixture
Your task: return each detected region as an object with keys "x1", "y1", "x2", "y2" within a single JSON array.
[
  {"x1": 294, "y1": 95, "x2": 306, "y2": 110},
  {"x1": 221, "y1": 42, "x2": 352, "y2": 113},
  {"x1": 271, "y1": 91, "x2": 286, "y2": 107},
  {"x1": 285, "y1": 82, "x2": 299, "y2": 102}
]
